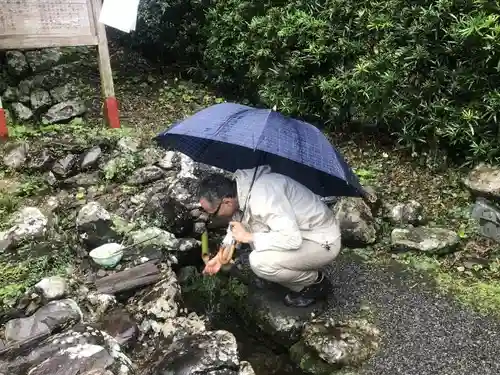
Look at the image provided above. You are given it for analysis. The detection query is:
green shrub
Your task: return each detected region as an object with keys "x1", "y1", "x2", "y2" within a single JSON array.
[
  {"x1": 201, "y1": 0, "x2": 500, "y2": 163},
  {"x1": 115, "y1": 0, "x2": 212, "y2": 66}
]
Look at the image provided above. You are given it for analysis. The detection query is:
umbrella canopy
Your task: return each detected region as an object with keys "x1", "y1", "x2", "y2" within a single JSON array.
[{"x1": 154, "y1": 102, "x2": 363, "y2": 197}]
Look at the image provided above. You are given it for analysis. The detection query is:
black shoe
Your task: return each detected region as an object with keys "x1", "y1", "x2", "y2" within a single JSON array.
[{"x1": 283, "y1": 272, "x2": 329, "y2": 308}]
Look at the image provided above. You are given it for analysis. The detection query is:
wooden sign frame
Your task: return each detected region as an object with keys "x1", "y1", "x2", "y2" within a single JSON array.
[{"x1": 0, "y1": 0, "x2": 120, "y2": 139}]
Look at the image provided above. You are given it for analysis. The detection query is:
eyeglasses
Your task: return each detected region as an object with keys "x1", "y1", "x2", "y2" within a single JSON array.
[{"x1": 208, "y1": 200, "x2": 223, "y2": 220}]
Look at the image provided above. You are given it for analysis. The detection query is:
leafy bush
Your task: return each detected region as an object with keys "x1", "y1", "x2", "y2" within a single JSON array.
[
  {"x1": 201, "y1": 0, "x2": 500, "y2": 162},
  {"x1": 114, "y1": 0, "x2": 212, "y2": 66}
]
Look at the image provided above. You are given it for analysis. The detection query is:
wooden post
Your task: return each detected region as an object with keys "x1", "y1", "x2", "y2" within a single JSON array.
[
  {"x1": 90, "y1": 0, "x2": 120, "y2": 129},
  {"x1": 0, "y1": 97, "x2": 8, "y2": 140}
]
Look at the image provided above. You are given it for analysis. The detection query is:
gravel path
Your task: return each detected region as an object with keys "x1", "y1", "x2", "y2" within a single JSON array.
[{"x1": 325, "y1": 252, "x2": 500, "y2": 375}]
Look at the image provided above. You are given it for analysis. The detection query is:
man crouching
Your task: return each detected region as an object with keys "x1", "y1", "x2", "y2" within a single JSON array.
[{"x1": 197, "y1": 165, "x2": 341, "y2": 308}]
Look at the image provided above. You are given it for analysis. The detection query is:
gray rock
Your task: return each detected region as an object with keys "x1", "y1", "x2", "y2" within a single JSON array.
[
  {"x1": 130, "y1": 267, "x2": 181, "y2": 320},
  {"x1": 11, "y1": 102, "x2": 33, "y2": 121},
  {"x1": 96, "y1": 309, "x2": 138, "y2": 348},
  {"x1": 464, "y1": 164, "x2": 500, "y2": 200},
  {"x1": 334, "y1": 197, "x2": 377, "y2": 247},
  {"x1": 140, "y1": 147, "x2": 163, "y2": 165},
  {"x1": 3, "y1": 143, "x2": 29, "y2": 169},
  {"x1": 81, "y1": 146, "x2": 102, "y2": 169},
  {"x1": 42, "y1": 100, "x2": 86, "y2": 124},
  {"x1": 153, "y1": 313, "x2": 207, "y2": 342},
  {"x1": 387, "y1": 200, "x2": 425, "y2": 225},
  {"x1": 157, "y1": 151, "x2": 180, "y2": 170},
  {"x1": 391, "y1": 226, "x2": 460, "y2": 254},
  {"x1": 18, "y1": 78, "x2": 33, "y2": 101},
  {"x1": 128, "y1": 227, "x2": 179, "y2": 251},
  {"x1": 50, "y1": 83, "x2": 77, "y2": 102},
  {"x1": 52, "y1": 153, "x2": 78, "y2": 177},
  {"x1": 290, "y1": 318, "x2": 380, "y2": 373},
  {"x1": 76, "y1": 202, "x2": 119, "y2": 248},
  {"x1": 238, "y1": 362, "x2": 256, "y2": 375},
  {"x1": 30, "y1": 89, "x2": 52, "y2": 110},
  {"x1": 127, "y1": 166, "x2": 165, "y2": 185},
  {"x1": 4, "y1": 298, "x2": 82, "y2": 343},
  {"x1": 5, "y1": 50, "x2": 30, "y2": 76},
  {"x1": 64, "y1": 172, "x2": 100, "y2": 187},
  {"x1": 0, "y1": 324, "x2": 134, "y2": 375},
  {"x1": 117, "y1": 137, "x2": 139, "y2": 153},
  {"x1": 0, "y1": 207, "x2": 47, "y2": 251},
  {"x1": 35, "y1": 276, "x2": 68, "y2": 301},
  {"x1": 2, "y1": 86, "x2": 19, "y2": 102},
  {"x1": 27, "y1": 148, "x2": 54, "y2": 171},
  {"x1": 144, "y1": 330, "x2": 239, "y2": 375},
  {"x1": 25, "y1": 48, "x2": 63, "y2": 72}
]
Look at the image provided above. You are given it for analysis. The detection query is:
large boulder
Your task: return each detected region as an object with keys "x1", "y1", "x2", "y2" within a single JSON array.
[
  {"x1": 289, "y1": 317, "x2": 381, "y2": 374},
  {"x1": 391, "y1": 226, "x2": 460, "y2": 254},
  {"x1": 464, "y1": 164, "x2": 500, "y2": 201},
  {"x1": 0, "y1": 324, "x2": 135, "y2": 375},
  {"x1": 334, "y1": 198, "x2": 377, "y2": 247},
  {"x1": 143, "y1": 330, "x2": 240, "y2": 375}
]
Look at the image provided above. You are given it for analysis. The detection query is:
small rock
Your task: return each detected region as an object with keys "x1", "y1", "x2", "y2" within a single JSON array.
[
  {"x1": 52, "y1": 153, "x2": 78, "y2": 177},
  {"x1": 128, "y1": 166, "x2": 165, "y2": 185},
  {"x1": 64, "y1": 172, "x2": 100, "y2": 187},
  {"x1": 81, "y1": 146, "x2": 102, "y2": 169},
  {"x1": 42, "y1": 99, "x2": 86, "y2": 124},
  {"x1": 140, "y1": 147, "x2": 163, "y2": 165},
  {"x1": 128, "y1": 227, "x2": 179, "y2": 250},
  {"x1": 2, "y1": 86, "x2": 19, "y2": 102},
  {"x1": 50, "y1": 83, "x2": 77, "y2": 102},
  {"x1": 18, "y1": 78, "x2": 33, "y2": 101},
  {"x1": 5, "y1": 50, "x2": 30, "y2": 76},
  {"x1": 157, "y1": 151, "x2": 180, "y2": 170},
  {"x1": 5, "y1": 298, "x2": 82, "y2": 343},
  {"x1": 117, "y1": 137, "x2": 139, "y2": 153},
  {"x1": 391, "y1": 226, "x2": 460, "y2": 254},
  {"x1": 239, "y1": 361, "x2": 256, "y2": 375},
  {"x1": 27, "y1": 148, "x2": 54, "y2": 170},
  {"x1": 334, "y1": 197, "x2": 377, "y2": 247},
  {"x1": 76, "y1": 202, "x2": 119, "y2": 248},
  {"x1": 0, "y1": 207, "x2": 48, "y2": 250},
  {"x1": 464, "y1": 164, "x2": 500, "y2": 200},
  {"x1": 35, "y1": 276, "x2": 68, "y2": 301},
  {"x1": 290, "y1": 317, "x2": 380, "y2": 373},
  {"x1": 30, "y1": 89, "x2": 52, "y2": 110},
  {"x1": 158, "y1": 314, "x2": 207, "y2": 341},
  {"x1": 3, "y1": 143, "x2": 29, "y2": 169},
  {"x1": 387, "y1": 200, "x2": 425, "y2": 225},
  {"x1": 11, "y1": 102, "x2": 33, "y2": 121},
  {"x1": 97, "y1": 308, "x2": 138, "y2": 347},
  {"x1": 25, "y1": 48, "x2": 63, "y2": 72}
]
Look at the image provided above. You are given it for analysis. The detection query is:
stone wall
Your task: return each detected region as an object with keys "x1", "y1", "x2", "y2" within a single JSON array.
[{"x1": 0, "y1": 47, "x2": 94, "y2": 125}]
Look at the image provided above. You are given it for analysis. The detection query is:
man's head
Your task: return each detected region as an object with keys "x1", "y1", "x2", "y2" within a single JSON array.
[{"x1": 197, "y1": 174, "x2": 239, "y2": 219}]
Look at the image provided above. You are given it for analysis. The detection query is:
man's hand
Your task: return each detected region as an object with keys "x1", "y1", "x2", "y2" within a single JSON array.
[
  {"x1": 229, "y1": 221, "x2": 253, "y2": 243},
  {"x1": 203, "y1": 255, "x2": 222, "y2": 275}
]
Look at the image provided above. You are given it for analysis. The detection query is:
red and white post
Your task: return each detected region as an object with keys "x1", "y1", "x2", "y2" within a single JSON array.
[{"x1": 0, "y1": 97, "x2": 8, "y2": 139}]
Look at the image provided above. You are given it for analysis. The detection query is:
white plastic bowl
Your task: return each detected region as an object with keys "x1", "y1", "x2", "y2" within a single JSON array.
[{"x1": 89, "y1": 243, "x2": 124, "y2": 268}]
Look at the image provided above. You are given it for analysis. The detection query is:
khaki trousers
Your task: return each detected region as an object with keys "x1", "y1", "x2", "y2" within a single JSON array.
[{"x1": 248, "y1": 237, "x2": 341, "y2": 292}]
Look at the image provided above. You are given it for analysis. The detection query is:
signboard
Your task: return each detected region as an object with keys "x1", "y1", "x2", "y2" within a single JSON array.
[
  {"x1": 0, "y1": 0, "x2": 120, "y2": 138},
  {"x1": 0, "y1": 0, "x2": 98, "y2": 49}
]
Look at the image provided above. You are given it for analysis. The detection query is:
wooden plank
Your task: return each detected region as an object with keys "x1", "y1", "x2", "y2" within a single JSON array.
[
  {"x1": 0, "y1": 35, "x2": 98, "y2": 50},
  {"x1": 89, "y1": 0, "x2": 115, "y2": 98},
  {"x1": 95, "y1": 262, "x2": 161, "y2": 295}
]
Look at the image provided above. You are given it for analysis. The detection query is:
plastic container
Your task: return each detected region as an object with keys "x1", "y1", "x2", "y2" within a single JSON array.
[{"x1": 89, "y1": 243, "x2": 124, "y2": 268}]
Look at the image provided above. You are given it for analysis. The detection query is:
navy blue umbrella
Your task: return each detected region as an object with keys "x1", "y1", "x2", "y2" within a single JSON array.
[{"x1": 154, "y1": 102, "x2": 364, "y2": 197}]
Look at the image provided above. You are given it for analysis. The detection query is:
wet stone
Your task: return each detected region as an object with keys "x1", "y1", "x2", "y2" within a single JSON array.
[
  {"x1": 5, "y1": 50, "x2": 30, "y2": 76},
  {"x1": 96, "y1": 308, "x2": 138, "y2": 348},
  {"x1": 42, "y1": 100, "x2": 87, "y2": 124},
  {"x1": 11, "y1": 102, "x2": 33, "y2": 121},
  {"x1": 3, "y1": 143, "x2": 29, "y2": 170},
  {"x1": 391, "y1": 226, "x2": 460, "y2": 254},
  {"x1": 2, "y1": 86, "x2": 19, "y2": 102},
  {"x1": 334, "y1": 197, "x2": 377, "y2": 247},
  {"x1": 27, "y1": 148, "x2": 54, "y2": 171},
  {"x1": 30, "y1": 89, "x2": 52, "y2": 111},
  {"x1": 464, "y1": 164, "x2": 500, "y2": 201},
  {"x1": 52, "y1": 154, "x2": 78, "y2": 177}
]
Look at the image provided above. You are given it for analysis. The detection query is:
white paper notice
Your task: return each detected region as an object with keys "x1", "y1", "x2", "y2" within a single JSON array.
[{"x1": 99, "y1": 0, "x2": 140, "y2": 33}]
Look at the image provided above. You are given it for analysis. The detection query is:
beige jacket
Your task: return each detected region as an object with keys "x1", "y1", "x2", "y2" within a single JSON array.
[{"x1": 222, "y1": 165, "x2": 341, "y2": 252}]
